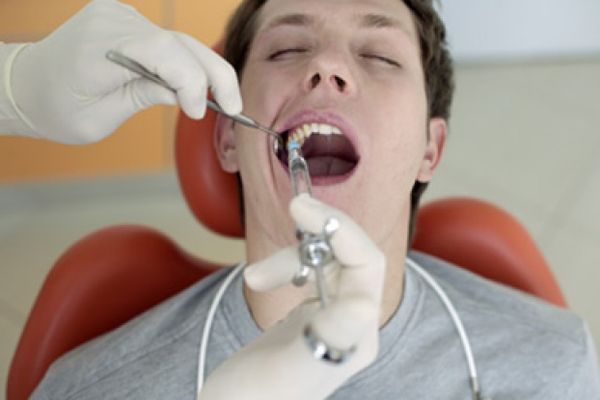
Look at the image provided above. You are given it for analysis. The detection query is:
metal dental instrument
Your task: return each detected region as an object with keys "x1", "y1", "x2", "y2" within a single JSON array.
[
  {"x1": 105, "y1": 50, "x2": 282, "y2": 145},
  {"x1": 288, "y1": 138, "x2": 337, "y2": 308},
  {"x1": 287, "y1": 139, "x2": 312, "y2": 197}
]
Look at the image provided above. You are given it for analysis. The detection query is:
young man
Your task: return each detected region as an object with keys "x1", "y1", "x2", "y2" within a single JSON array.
[{"x1": 30, "y1": 0, "x2": 600, "y2": 399}]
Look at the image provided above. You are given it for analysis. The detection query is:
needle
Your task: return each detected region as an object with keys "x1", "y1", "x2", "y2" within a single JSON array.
[{"x1": 105, "y1": 50, "x2": 282, "y2": 145}]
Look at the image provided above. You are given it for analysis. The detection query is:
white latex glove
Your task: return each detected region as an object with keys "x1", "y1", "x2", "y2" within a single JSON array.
[
  {"x1": 1, "y1": 0, "x2": 241, "y2": 144},
  {"x1": 199, "y1": 194, "x2": 386, "y2": 400}
]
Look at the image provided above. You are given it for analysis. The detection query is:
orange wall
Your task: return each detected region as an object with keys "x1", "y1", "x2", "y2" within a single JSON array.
[{"x1": 0, "y1": 0, "x2": 241, "y2": 182}]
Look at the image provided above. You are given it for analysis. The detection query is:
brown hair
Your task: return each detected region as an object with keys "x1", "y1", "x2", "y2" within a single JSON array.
[{"x1": 224, "y1": 0, "x2": 454, "y2": 243}]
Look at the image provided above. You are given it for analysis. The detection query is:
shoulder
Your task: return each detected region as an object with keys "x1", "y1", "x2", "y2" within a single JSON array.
[
  {"x1": 408, "y1": 251, "x2": 600, "y2": 396},
  {"x1": 408, "y1": 250, "x2": 581, "y2": 342},
  {"x1": 32, "y1": 266, "x2": 234, "y2": 399}
]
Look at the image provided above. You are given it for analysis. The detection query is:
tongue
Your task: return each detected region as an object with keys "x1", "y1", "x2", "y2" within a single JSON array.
[
  {"x1": 307, "y1": 156, "x2": 356, "y2": 176},
  {"x1": 301, "y1": 134, "x2": 358, "y2": 176}
]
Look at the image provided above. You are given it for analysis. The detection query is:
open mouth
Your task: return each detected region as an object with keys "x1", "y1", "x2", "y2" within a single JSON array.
[{"x1": 275, "y1": 123, "x2": 360, "y2": 179}]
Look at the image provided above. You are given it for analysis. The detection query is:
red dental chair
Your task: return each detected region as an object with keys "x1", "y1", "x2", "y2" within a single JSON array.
[{"x1": 6, "y1": 108, "x2": 567, "y2": 400}]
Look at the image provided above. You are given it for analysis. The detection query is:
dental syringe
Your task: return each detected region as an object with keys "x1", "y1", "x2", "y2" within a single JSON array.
[
  {"x1": 287, "y1": 138, "x2": 336, "y2": 308},
  {"x1": 287, "y1": 138, "x2": 313, "y2": 197}
]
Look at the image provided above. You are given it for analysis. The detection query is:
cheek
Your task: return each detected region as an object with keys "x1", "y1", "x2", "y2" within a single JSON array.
[
  {"x1": 240, "y1": 63, "x2": 298, "y2": 120},
  {"x1": 376, "y1": 92, "x2": 427, "y2": 147},
  {"x1": 377, "y1": 74, "x2": 427, "y2": 114},
  {"x1": 372, "y1": 103, "x2": 428, "y2": 179}
]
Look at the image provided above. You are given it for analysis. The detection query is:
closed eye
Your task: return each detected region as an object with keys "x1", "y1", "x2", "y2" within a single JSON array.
[
  {"x1": 268, "y1": 48, "x2": 307, "y2": 61},
  {"x1": 361, "y1": 54, "x2": 401, "y2": 68}
]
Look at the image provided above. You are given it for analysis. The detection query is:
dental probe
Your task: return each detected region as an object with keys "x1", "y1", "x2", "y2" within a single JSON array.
[
  {"x1": 288, "y1": 138, "x2": 336, "y2": 308},
  {"x1": 105, "y1": 50, "x2": 282, "y2": 145}
]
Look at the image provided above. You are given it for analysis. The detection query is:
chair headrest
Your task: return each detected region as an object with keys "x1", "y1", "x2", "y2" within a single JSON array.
[{"x1": 175, "y1": 109, "x2": 243, "y2": 238}]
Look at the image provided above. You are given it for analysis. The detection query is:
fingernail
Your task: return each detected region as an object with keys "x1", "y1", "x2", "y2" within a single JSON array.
[
  {"x1": 193, "y1": 102, "x2": 207, "y2": 120},
  {"x1": 296, "y1": 193, "x2": 319, "y2": 206},
  {"x1": 243, "y1": 266, "x2": 264, "y2": 290},
  {"x1": 290, "y1": 193, "x2": 310, "y2": 208},
  {"x1": 223, "y1": 98, "x2": 243, "y2": 116},
  {"x1": 215, "y1": 88, "x2": 242, "y2": 113}
]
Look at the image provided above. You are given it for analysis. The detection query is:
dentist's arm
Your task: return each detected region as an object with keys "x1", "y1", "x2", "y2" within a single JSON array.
[
  {"x1": 0, "y1": 0, "x2": 241, "y2": 144},
  {"x1": 199, "y1": 194, "x2": 386, "y2": 400}
]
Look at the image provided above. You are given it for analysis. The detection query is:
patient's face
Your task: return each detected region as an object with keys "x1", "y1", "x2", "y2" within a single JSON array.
[{"x1": 220, "y1": 0, "x2": 445, "y2": 252}]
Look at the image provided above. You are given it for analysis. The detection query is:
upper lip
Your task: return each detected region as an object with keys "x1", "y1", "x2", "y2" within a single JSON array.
[{"x1": 274, "y1": 109, "x2": 360, "y2": 154}]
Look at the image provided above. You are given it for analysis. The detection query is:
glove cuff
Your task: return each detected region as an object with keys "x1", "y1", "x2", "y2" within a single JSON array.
[{"x1": 0, "y1": 43, "x2": 39, "y2": 137}]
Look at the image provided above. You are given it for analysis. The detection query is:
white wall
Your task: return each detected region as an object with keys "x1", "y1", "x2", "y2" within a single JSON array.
[
  {"x1": 438, "y1": 0, "x2": 600, "y2": 62},
  {"x1": 425, "y1": 58, "x2": 600, "y2": 358},
  {"x1": 430, "y1": 3, "x2": 600, "y2": 351}
]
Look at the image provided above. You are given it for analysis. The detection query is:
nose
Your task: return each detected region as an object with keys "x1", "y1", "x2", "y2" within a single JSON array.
[
  {"x1": 307, "y1": 72, "x2": 348, "y2": 93},
  {"x1": 303, "y1": 52, "x2": 354, "y2": 96}
]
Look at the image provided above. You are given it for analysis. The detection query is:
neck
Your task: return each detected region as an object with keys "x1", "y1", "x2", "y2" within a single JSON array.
[{"x1": 243, "y1": 227, "x2": 407, "y2": 331}]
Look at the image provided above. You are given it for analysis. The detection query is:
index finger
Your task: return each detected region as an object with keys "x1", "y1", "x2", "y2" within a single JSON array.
[
  {"x1": 174, "y1": 32, "x2": 243, "y2": 116},
  {"x1": 289, "y1": 194, "x2": 386, "y2": 305}
]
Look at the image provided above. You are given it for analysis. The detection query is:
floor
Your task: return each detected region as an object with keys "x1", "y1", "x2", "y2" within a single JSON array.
[{"x1": 2, "y1": 59, "x2": 600, "y2": 396}]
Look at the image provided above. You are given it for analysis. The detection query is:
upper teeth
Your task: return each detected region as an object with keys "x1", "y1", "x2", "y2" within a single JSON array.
[{"x1": 289, "y1": 123, "x2": 342, "y2": 146}]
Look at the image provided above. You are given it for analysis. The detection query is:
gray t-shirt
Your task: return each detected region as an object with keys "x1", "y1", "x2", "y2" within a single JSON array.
[{"x1": 32, "y1": 251, "x2": 600, "y2": 399}]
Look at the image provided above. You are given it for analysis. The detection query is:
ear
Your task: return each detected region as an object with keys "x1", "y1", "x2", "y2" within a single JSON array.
[
  {"x1": 417, "y1": 117, "x2": 447, "y2": 183},
  {"x1": 214, "y1": 114, "x2": 240, "y2": 173}
]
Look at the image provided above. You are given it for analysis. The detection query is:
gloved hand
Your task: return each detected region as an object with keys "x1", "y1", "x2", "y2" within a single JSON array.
[
  {"x1": 199, "y1": 194, "x2": 386, "y2": 400},
  {"x1": 5, "y1": 0, "x2": 241, "y2": 144}
]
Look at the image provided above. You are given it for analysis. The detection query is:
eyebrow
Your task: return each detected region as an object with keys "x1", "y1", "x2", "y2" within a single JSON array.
[
  {"x1": 262, "y1": 12, "x2": 412, "y2": 36},
  {"x1": 361, "y1": 13, "x2": 403, "y2": 29},
  {"x1": 263, "y1": 13, "x2": 315, "y2": 31},
  {"x1": 359, "y1": 13, "x2": 413, "y2": 37}
]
